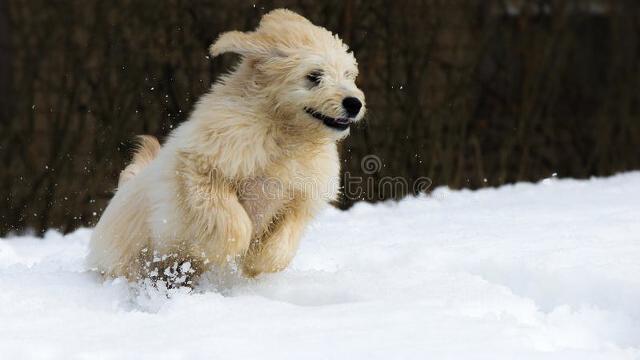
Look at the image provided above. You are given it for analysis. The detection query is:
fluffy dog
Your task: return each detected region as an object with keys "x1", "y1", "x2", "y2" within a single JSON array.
[{"x1": 87, "y1": 9, "x2": 366, "y2": 284}]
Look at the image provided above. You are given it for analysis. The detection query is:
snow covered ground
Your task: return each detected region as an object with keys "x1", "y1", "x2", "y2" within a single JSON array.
[{"x1": 1, "y1": 173, "x2": 639, "y2": 359}]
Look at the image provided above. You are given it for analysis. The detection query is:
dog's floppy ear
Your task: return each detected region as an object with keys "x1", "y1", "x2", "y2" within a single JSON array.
[{"x1": 210, "y1": 31, "x2": 277, "y2": 59}]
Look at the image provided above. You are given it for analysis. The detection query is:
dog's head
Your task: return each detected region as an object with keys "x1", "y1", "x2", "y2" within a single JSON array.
[{"x1": 210, "y1": 9, "x2": 365, "y2": 139}]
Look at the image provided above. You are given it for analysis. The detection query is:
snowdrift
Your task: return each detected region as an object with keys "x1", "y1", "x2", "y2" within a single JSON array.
[{"x1": 1, "y1": 173, "x2": 639, "y2": 359}]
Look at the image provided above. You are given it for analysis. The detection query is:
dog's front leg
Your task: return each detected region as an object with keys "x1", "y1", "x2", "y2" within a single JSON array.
[
  {"x1": 179, "y1": 169, "x2": 254, "y2": 273},
  {"x1": 242, "y1": 198, "x2": 315, "y2": 277}
]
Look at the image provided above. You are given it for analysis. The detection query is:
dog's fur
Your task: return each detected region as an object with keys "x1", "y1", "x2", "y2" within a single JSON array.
[{"x1": 87, "y1": 9, "x2": 365, "y2": 282}]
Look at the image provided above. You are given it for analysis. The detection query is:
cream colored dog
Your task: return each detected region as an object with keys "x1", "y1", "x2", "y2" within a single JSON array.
[{"x1": 87, "y1": 9, "x2": 365, "y2": 284}]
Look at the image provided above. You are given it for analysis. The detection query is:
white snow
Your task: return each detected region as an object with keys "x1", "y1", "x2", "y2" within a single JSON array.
[{"x1": 1, "y1": 173, "x2": 640, "y2": 359}]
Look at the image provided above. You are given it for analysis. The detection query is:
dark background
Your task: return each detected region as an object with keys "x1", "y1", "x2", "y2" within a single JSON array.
[{"x1": 1, "y1": 0, "x2": 639, "y2": 236}]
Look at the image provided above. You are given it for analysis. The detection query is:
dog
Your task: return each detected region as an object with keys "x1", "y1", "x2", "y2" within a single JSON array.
[{"x1": 87, "y1": 9, "x2": 366, "y2": 284}]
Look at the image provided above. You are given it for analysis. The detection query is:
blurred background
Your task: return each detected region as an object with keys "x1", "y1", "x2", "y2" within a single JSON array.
[{"x1": 1, "y1": 0, "x2": 639, "y2": 236}]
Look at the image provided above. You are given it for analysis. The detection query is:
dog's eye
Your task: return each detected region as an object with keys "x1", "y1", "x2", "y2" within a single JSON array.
[{"x1": 306, "y1": 71, "x2": 322, "y2": 87}]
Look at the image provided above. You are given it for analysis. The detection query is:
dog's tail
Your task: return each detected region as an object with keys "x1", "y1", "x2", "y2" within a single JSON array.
[{"x1": 118, "y1": 135, "x2": 161, "y2": 186}]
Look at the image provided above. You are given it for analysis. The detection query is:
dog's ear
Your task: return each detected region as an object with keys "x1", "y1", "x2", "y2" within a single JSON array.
[{"x1": 210, "y1": 31, "x2": 282, "y2": 59}]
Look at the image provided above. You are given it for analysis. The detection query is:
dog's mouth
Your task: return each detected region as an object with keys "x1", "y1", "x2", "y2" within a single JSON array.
[{"x1": 304, "y1": 107, "x2": 351, "y2": 131}]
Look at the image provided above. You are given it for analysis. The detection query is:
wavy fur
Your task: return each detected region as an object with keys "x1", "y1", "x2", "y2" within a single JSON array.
[{"x1": 87, "y1": 9, "x2": 366, "y2": 282}]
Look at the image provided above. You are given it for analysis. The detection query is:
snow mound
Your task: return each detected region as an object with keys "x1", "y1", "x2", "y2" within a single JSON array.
[{"x1": 1, "y1": 173, "x2": 640, "y2": 359}]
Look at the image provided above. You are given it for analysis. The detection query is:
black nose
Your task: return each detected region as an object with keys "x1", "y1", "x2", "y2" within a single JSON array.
[{"x1": 342, "y1": 97, "x2": 362, "y2": 118}]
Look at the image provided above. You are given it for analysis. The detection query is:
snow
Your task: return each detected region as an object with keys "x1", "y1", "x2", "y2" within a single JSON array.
[{"x1": 1, "y1": 173, "x2": 640, "y2": 359}]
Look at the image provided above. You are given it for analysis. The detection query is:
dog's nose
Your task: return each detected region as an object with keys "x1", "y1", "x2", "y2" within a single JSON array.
[{"x1": 342, "y1": 97, "x2": 362, "y2": 118}]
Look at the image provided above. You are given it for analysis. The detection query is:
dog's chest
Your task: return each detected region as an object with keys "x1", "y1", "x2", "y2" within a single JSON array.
[
  {"x1": 238, "y1": 176, "x2": 289, "y2": 236},
  {"x1": 237, "y1": 146, "x2": 340, "y2": 236}
]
